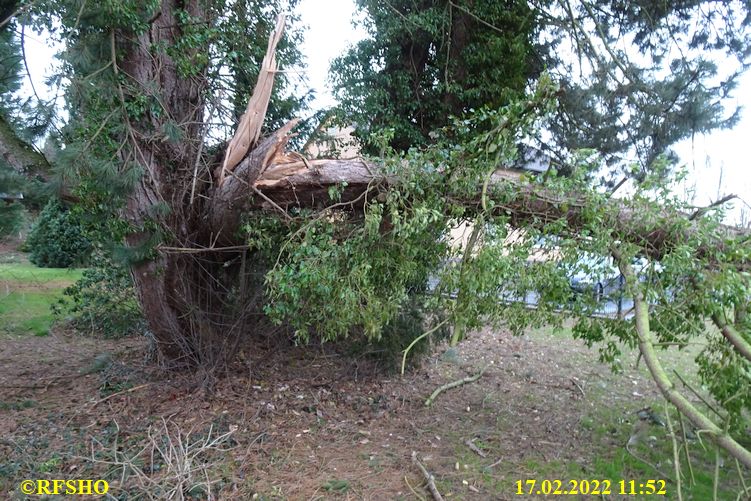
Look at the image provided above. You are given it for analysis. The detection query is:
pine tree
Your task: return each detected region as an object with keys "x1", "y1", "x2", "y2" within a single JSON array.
[
  {"x1": 0, "y1": 1, "x2": 50, "y2": 235},
  {"x1": 330, "y1": 0, "x2": 542, "y2": 152},
  {"x1": 331, "y1": 0, "x2": 750, "y2": 183}
]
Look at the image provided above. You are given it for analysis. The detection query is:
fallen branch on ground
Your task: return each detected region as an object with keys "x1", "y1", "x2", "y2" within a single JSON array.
[
  {"x1": 404, "y1": 475, "x2": 427, "y2": 501},
  {"x1": 570, "y1": 377, "x2": 585, "y2": 397},
  {"x1": 91, "y1": 383, "x2": 151, "y2": 408},
  {"x1": 411, "y1": 451, "x2": 444, "y2": 501},
  {"x1": 425, "y1": 365, "x2": 489, "y2": 407},
  {"x1": 465, "y1": 438, "x2": 488, "y2": 458}
]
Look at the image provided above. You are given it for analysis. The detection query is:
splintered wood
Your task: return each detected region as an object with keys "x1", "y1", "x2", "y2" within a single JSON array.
[{"x1": 218, "y1": 14, "x2": 286, "y2": 186}]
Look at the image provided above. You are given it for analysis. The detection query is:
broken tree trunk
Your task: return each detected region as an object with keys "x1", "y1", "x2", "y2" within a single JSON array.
[
  {"x1": 207, "y1": 144, "x2": 749, "y2": 266},
  {"x1": 114, "y1": 12, "x2": 751, "y2": 368},
  {"x1": 218, "y1": 14, "x2": 286, "y2": 186}
]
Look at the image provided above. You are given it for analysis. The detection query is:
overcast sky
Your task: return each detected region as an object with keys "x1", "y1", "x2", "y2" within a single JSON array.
[{"x1": 20, "y1": 0, "x2": 751, "y2": 224}]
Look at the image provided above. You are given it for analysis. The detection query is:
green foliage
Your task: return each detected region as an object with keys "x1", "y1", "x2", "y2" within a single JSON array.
[
  {"x1": 261, "y1": 200, "x2": 448, "y2": 343},
  {"x1": 361, "y1": 296, "x2": 450, "y2": 370},
  {"x1": 539, "y1": 0, "x2": 751, "y2": 181},
  {"x1": 248, "y1": 70, "x2": 751, "y2": 439},
  {"x1": 25, "y1": 200, "x2": 91, "y2": 268},
  {"x1": 322, "y1": 479, "x2": 350, "y2": 493},
  {"x1": 56, "y1": 250, "x2": 144, "y2": 338},
  {"x1": 697, "y1": 334, "x2": 751, "y2": 432},
  {"x1": 248, "y1": 77, "x2": 558, "y2": 362},
  {"x1": 331, "y1": 0, "x2": 540, "y2": 152},
  {"x1": 0, "y1": 198, "x2": 24, "y2": 237},
  {"x1": 335, "y1": 0, "x2": 751, "y2": 184},
  {"x1": 0, "y1": 12, "x2": 52, "y2": 236}
]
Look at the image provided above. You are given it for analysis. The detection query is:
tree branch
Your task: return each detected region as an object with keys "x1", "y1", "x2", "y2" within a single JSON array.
[
  {"x1": 425, "y1": 365, "x2": 488, "y2": 407},
  {"x1": 411, "y1": 451, "x2": 444, "y2": 501},
  {"x1": 613, "y1": 247, "x2": 751, "y2": 469},
  {"x1": 688, "y1": 194, "x2": 737, "y2": 221},
  {"x1": 711, "y1": 314, "x2": 751, "y2": 363}
]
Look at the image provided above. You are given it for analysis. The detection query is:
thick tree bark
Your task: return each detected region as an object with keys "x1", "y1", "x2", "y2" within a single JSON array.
[
  {"x1": 207, "y1": 151, "x2": 749, "y2": 266},
  {"x1": 118, "y1": 0, "x2": 209, "y2": 363}
]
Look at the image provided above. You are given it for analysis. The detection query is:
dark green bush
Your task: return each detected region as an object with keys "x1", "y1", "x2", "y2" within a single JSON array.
[
  {"x1": 25, "y1": 199, "x2": 91, "y2": 268},
  {"x1": 0, "y1": 201, "x2": 23, "y2": 237},
  {"x1": 55, "y1": 250, "x2": 145, "y2": 338},
  {"x1": 347, "y1": 295, "x2": 450, "y2": 372}
]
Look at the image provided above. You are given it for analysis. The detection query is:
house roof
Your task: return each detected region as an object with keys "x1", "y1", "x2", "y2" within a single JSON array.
[{"x1": 513, "y1": 145, "x2": 550, "y2": 173}]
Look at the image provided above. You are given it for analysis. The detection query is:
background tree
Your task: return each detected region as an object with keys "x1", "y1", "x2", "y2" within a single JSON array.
[
  {"x1": 0, "y1": 0, "x2": 51, "y2": 235},
  {"x1": 330, "y1": 0, "x2": 543, "y2": 152},
  {"x1": 332, "y1": 0, "x2": 750, "y2": 184},
  {"x1": 533, "y1": 0, "x2": 751, "y2": 183}
]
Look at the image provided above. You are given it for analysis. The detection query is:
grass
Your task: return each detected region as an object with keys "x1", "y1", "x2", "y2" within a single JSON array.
[
  {"x1": 414, "y1": 321, "x2": 748, "y2": 500},
  {"x1": 458, "y1": 398, "x2": 745, "y2": 500},
  {"x1": 0, "y1": 262, "x2": 84, "y2": 336},
  {"x1": 521, "y1": 322, "x2": 749, "y2": 500},
  {"x1": 565, "y1": 402, "x2": 744, "y2": 500},
  {"x1": 0, "y1": 262, "x2": 84, "y2": 283}
]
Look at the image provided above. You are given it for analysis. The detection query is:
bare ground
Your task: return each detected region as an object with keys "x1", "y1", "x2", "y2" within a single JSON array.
[{"x1": 0, "y1": 317, "x2": 689, "y2": 501}]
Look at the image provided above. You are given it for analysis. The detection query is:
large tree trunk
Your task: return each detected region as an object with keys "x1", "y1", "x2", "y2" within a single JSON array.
[
  {"x1": 210, "y1": 149, "x2": 749, "y2": 265},
  {"x1": 114, "y1": 9, "x2": 749, "y2": 371},
  {"x1": 117, "y1": 0, "x2": 217, "y2": 367}
]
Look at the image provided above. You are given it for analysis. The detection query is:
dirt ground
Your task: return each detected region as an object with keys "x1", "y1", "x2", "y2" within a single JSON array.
[{"x1": 0, "y1": 314, "x2": 687, "y2": 501}]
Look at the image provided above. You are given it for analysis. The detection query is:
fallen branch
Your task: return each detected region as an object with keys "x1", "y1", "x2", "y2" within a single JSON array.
[
  {"x1": 207, "y1": 151, "x2": 751, "y2": 271},
  {"x1": 465, "y1": 438, "x2": 488, "y2": 458},
  {"x1": 688, "y1": 194, "x2": 737, "y2": 221},
  {"x1": 404, "y1": 475, "x2": 427, "y2": 501},
  {"x1": 711, "y1": 313, "x2": 751, "y2": 363},
  {"x1": 411, "y1": 451, "x2": 444, "y2": 501},
  {"x1": 91, "y1": 383, "x2": 151, "y2": 408},
  {"x1": 570, "y1": 377, "x2": 585, "y2": 397},
  {"x1": 613, "y1": 247, "x2": 751, "y2": 469},
  {"x1": 425, "y1": 365, "x2": 489, "y2": 407},
  {"x1": 664, "y1": 400, "x2": 684, "y2": 501}
]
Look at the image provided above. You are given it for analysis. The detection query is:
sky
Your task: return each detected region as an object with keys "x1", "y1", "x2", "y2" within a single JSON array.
[
  {"x1": 18, "y1": 0, "x2": 751, "y2": 225},
  {"x1": 297, "y1": 0, "x2": 751, "y2": 225}
]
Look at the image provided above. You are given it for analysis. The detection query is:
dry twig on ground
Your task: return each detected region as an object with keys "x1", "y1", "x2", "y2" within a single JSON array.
[
  {"x1": 411, "y1": 451, "x2": 444, "y2": 501},
  {"x1": 465, "y1": 438, "x2": 488, "y2": 458}
]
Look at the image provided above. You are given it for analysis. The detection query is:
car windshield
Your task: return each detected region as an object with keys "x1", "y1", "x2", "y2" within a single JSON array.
[{"x1": 564, "y1": 253, "x2": 619, "y2": 280}]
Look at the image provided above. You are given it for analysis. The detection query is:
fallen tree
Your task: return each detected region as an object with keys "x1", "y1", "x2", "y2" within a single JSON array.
[
  {"x1": 9, "y1": 5, "x2": 751, "y2": 480},
  {"x1": 196, "y1": 21, "x2": 751, "y2": 475},
  {"x1": 212, "y1": 127, "x2": 750, "y2": 261}
]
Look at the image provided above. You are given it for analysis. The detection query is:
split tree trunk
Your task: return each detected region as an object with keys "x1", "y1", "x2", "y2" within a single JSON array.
[{"x1": 114, "y1": 9, "x2": 749, "y2": 370}]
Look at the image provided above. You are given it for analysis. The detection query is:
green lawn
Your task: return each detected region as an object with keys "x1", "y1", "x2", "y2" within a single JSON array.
[
  {"x1": 522, "y1": 322, "x2": 749, "y2": 500},
  {"x1": 0, "y1": 262, "x2": 84, "y2": 336}
]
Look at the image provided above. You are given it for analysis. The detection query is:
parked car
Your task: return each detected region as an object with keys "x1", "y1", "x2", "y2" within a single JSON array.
[
  {"x1": 564, "y1": 253, "x2": 664, "y2": 302},
  {"x1": 563, "y1": 253, "x2": 623, "y2": 302}
]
